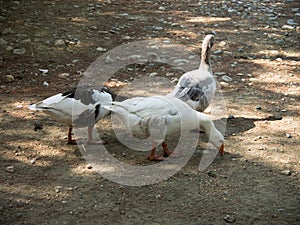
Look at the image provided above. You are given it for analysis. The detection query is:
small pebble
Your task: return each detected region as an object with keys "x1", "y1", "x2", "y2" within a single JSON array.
[
  {"x1": 213, "y1": 49, "x2": 223, "y2": 55},
  {"x1": 96, "y1": 47, "x2": 107, "y2": 52},
  {"x1": 6, "y1": 166, "x2": 14, "y2": 173},
  {"x1": 281, "y1": 170, "x2": 291, "y2": 176},
  {"x1": 2, "y1": 28, "x2": 14, "y2": 34},
  {"x1": 255, "y1": 105, "x2": 262, "y2": 110},
  {"x1": 218, "y1": 41, "x2": 227, "y2": 47},
  {"x1": 0, "y1": 38, "x2": 7, "y2": 45},
  {"x1": 221, "y1": 75, "x2": 233, "y2": 82},
  {"x1": 39, "y1": 69, "x2": 48, "y2": 74},
  {"x1": 282, "y1": 25, "x2": 294, "y2": 30},
  {"x1": 285, "y1": 133, "x2": 292, "y2": 138},
  {"x1": 215, "y1": 72, "x2": 227, "y2": 76},
  {"x1": 54, "y1": 39, "x2": 65, "y2": 46},
  {"x1": 224, "y1": 214, "x2": 236, "y2": 223},
  {"x1": 86, "y1": 164, "x2": 93, "y2": 169},
  {"x1": 13, "y1": 48, "x2": 26, "y2": 55},
  {"x1": 30, "y1": 158, "x2": 37, "y2": 164},
  {"x1": 4, "y1": 75, "x2": 14, "y2": 83},
  {"x1": 58, "y1": 73, "x2": 69, "y2": 79},
  {"x1": 149, "y1": 72, "x2": 158, "y2": 77}
]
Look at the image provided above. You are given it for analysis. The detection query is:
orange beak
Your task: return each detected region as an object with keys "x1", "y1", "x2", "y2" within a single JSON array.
[{"x1": 219, "y1": 143, "x2": 224, "y2": 156}]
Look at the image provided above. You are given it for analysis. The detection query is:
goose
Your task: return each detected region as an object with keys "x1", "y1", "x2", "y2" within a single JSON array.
[
  {"x1": 28, "y1": 86, "x2": 115, "y2": 144},
  {"x1": 168, "y1": 34, "x2": 216, "y2": 112},
  {"x1": 105, "y1": 95, "x2": 224, "y2": 161}
]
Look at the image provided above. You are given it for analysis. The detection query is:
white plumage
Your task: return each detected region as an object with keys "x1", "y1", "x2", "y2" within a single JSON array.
[
  {"x1": 169, "y1": 34, "x2": 216, "y2": 112},
  {"x1": 29, "y1": 86, "x2": 114, "y2": 144},
  {"x1": 106, "y1": 95, "x2": 224, "y2": 161}
]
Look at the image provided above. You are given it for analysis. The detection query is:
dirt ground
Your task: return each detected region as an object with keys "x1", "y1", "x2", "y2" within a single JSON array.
[{"x1": 1, "y1": 0, "x2": 300, "y2": 224}]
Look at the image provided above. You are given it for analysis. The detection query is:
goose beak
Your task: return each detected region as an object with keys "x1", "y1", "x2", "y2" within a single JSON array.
[{"x1": 219, "y1": 143, "x2": 224, "y2": 156}]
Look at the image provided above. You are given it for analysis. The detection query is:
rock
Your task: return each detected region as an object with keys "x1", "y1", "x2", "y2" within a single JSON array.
[
  {"x1": 6, "y1": 46, "x2": 13, "y2": 51},
  {"x1": 122, "y1": 35, "x2": 132, "y2": 40},
  {"x1": 158, "y1": 6, "x2": 165, "y2": 11},
  {"x1": 86, "y1": 164, "x2": 93, "y2": 169},
  {"x1": 4, "y1": 75, "x2": 14, "y2": 83},
  {"x1": 231, "y1": 62, "x2": 238, "y2": 67},
  {"x1": 13, "y1": 48, "x2": 26, "y2": 55},
  {"x1": 220, "y1": 81, "x2": 229, "y2": 87},
  {"x1": 215, "y1": 72, "x2": 227, "y2": 76},
  {"x1": 54, "y1": 39, "x2": 65, "y2": 46},
  {"x1": 224, "y1": 215, "x2": 236, "y2": 223},
  {"x1": 30, "y1": 158, "x2": 37, "y2": 164},
  {"x1": 6, "y1": 166, "x2": 14, "y2": 173},
  {"x1": 43, "y1": 81, "x2": 49, "y2": 86},
  {"x1": 58, "y1": 73, "x2": 69, "y2": 79},
  {"x1": 285, "y1": 133, "x2": 292, "y2": 138},
  {"x1": 55, "y1": 186, "x2": 62, "y2": 193},
  {"x1": 153, "y1": 26, "x2": 163, "y2": 31},
  {"x1": 149, "y1": 72, "x2": 158, "y2": 77},
  {"x1": 173, "y1": 58, "x2": 189, "y2": 64},
  {"x1": 21, "y1": 39, "x2": 31, "y2": 43},
  {"x1": 2, "y1": 28, "x2": 14, "y2": 34},
  {"x1": 39, "y1": 69, "x2": 48, "y2": 74},
  {"x1": 0, "y1": 38, "x2": 7, "y2": 45},
  {"x1": 213, "y1": 49, "x2": 223, "y2": 55},
  {"x1": 275, "y1": 39, "x2": 285, "y2": 45},
  {"x1": 255, "y1": 105, "x2": 262, "y2": 110},
  {"x1": 281, "y1": 170, "x2": 291, "y2": 176},
  {"x1": 287, "y1": 19, "x2": 298, "y2": 26},
  {"x1": 221, "y1": 75, "x2": 233, "y2": 82},
  {"x1": 96, "y1": 47, "x2": 107, "y2": 52},
  {"x1": 218, "y1": 41, "x2": 227, "y2": 47},
  {"x1": 109, "y1": 29, "x2": 118, "y2": 34},
  {"x1": 282, "y1": 25, "x2": 294, "y2": 30}
]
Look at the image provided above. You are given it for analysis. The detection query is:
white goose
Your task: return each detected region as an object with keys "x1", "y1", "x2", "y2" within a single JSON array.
[
  {"x1": 169, "y1": 34, "x2": 216, "y2": 112},
  {"x1": 106, "y1": 95, "x2": 224, "y2": 161},
  {"x1": 29, "y1": 86, "x2": 115, "y2": 144}
]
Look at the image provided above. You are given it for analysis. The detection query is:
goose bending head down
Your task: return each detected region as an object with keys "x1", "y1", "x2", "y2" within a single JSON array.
[
  {"x1": 168, "y1": 34, "x2": 216, "y2": 112},
  {"x1": 28, "y1": 86, "x2": 115, "y2": 145},
  {"x1": 106, "y1": 95, "x2": 224, "y2": 161}
]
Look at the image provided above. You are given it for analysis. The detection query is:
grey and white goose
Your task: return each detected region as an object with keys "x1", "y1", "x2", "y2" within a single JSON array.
[
  {"x1": 168, "y1": 34, "x2": 216, "y2": 112},
  {"x1": 29, "y1": 86, "x2": 116, "y2": 144}
]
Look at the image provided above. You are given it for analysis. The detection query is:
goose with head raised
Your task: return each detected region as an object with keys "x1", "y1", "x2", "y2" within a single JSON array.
[{"x1": 169, "y1": 34, "x2": 216, "y2": 112}]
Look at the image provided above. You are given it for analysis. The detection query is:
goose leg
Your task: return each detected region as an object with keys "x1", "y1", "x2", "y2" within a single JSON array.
[
  {"x1": 86, "y1": 127, "x2": 107, "y2": 145},
  {"x1": 162, "y1": 142, "x2": 182, "y2": 158},
  {"x1": 67, "y1": 126, "x2": 77, "y2": 145},
  {"x1": 162, "y1": 142, "x2": 172, "y2": 157},
  {"x1": 147, "y1": 143, "x2": 165, "y2": 161}
]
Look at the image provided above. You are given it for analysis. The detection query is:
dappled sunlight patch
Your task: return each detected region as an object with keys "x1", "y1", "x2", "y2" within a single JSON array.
[{"x1": 186, "y1": 16, "x2": 231, "y2": 23}]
